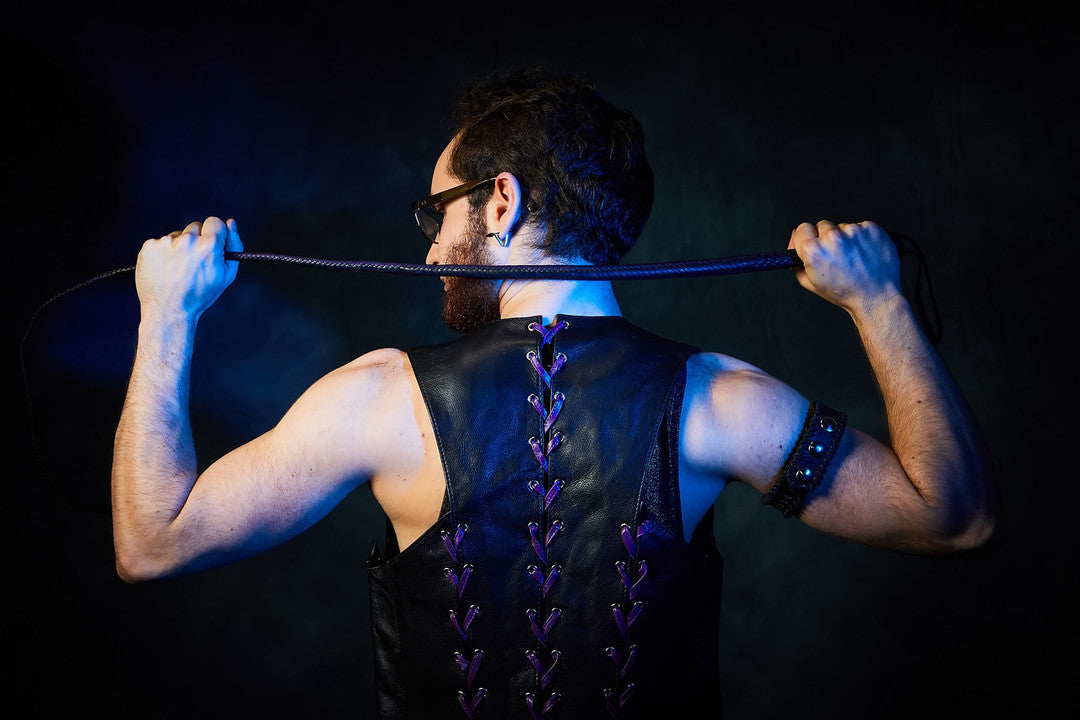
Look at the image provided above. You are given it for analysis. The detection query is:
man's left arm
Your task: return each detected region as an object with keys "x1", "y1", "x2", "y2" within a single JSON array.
[
  {"x1": 789, "y1": 220, "x2": 995, "y2": 552},
  {"x1": 683, "y1": 221, "x2": 996, "y2": 554}
]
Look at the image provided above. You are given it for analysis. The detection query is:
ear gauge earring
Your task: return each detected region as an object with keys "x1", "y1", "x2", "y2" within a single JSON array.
[{"x1": 487, "y1": 230, "x2": 511, "y2": 247}]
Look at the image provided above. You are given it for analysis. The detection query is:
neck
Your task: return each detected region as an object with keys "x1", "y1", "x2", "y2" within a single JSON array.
[{"x1": 497, "y1": 277, "x2": 622, "y2": 326}]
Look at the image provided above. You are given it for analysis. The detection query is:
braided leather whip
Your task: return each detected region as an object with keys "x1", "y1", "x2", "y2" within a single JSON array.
[
  {"x1": 218, "y1": 235, "x2": 938, "y2": 344},
  {"x1": 221, "y1": 248, "x2": 801, "y2": 278},
  {"x1": 23, "y1": 232, "x2": 939, "y2": 349}
]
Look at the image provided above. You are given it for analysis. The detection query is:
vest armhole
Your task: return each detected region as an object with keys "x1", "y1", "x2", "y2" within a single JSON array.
[{"x1": 636, "y1": 359, "x2": 691, "y2": 541}]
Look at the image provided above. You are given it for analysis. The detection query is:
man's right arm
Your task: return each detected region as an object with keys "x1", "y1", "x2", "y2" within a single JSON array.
[
  {"x1": 110, "y1": 217, "x2": 418, "y2": 581},
  {"x1": 112, "y1": 340, "x2": 404, "y2": 582}
]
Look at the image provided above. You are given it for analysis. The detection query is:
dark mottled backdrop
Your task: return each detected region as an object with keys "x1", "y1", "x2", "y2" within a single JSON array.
[{"x1": 6, "y1": 1, "x2": 1075, "y2": 718}]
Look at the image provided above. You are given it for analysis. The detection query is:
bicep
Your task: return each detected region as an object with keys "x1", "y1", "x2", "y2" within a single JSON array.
[{"x1": 797, "y1": 428, "x2": 940, "y2": 551}]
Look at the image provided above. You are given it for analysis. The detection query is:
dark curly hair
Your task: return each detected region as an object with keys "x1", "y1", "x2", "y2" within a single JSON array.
[{"x1": 447, "y1": 67, "x2": 653, "y2": 266}]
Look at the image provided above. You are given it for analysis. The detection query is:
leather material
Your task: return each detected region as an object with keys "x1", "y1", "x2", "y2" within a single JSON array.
[
  {"x1": 761, "y1": 401, "x2": 848, "y2": 518},
  {"x1": 367, "y1": 315, "x2": 724, "y2": 719}
]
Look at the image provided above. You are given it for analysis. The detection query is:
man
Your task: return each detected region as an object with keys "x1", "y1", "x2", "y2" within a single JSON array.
[{"x1": 111, "y1": 68, "x2": 995, "y2": 718}]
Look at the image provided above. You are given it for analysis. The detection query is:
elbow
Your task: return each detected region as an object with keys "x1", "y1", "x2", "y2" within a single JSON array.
[
  {"x1": 939, "y1": 511, "x2": 996, "y2": 553},
  {"x1": 115, "y1": 556, "x2": 150, "y2": 584},
  {"x1": 926, "y1": 489, "x2": 999, "y2": 554},
  {"x1": 115, "y1": 555, "x2": 155, "y2": 584},
  {"x1": 114, "y1": 547, "x2": 167, "y2": 584},
  {"x1": 948, "y1": 472, "x2": 1001, "y2": 552},
  {"x1": 900, "y1": 461, "x2": 999, "y2": 554},
  {"x1": 112, "y1": 533, "x2": 183, "y2": 583}
]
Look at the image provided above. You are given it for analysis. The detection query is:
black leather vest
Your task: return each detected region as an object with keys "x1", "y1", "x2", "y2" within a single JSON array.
[{"x1": 367, "y1": 315, "x2": 724, "y2": 719}]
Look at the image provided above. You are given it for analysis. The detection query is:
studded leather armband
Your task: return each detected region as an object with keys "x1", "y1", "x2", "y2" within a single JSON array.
[{"x1": 761, "y1": 401, "x2": 847, "y2": 518}]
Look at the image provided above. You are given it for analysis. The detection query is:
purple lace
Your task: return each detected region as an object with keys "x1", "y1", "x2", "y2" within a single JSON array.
[
  {"x1": 523, "y1": 319, "x2": 570, "y2": 718},
  {"x1": 441, "y1": 522, "x2": 487, "y2": 717},
  {"x1": 604, "y1": 521, "x2": 651, "y2": 717}
]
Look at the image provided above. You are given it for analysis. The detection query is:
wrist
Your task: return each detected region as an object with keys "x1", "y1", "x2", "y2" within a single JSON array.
[
  {"x1": 136, "y1": 311, "x2": 198, "y2": 370},
  {"x1": 847, "y1": 287, "x2": 910, "y2": 328}
]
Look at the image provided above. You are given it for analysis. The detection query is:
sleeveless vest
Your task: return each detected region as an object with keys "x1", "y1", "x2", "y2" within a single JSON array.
[{"x1": 367, "y1": 315, "x2": 724, "y2": 719}]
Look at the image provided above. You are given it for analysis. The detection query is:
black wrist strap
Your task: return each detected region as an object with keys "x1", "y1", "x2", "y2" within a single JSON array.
[{"x1": 761, "y1": 401, "x2": 847, "y2": 518}]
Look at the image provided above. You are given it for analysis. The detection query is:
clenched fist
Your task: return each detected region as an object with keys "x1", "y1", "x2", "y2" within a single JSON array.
[
  {"x1": 135, "y1": 216, "x2": 243, "y2": 323},
  {"x1": 788, "y1": 220, "x2": 901, "y2": 317}
]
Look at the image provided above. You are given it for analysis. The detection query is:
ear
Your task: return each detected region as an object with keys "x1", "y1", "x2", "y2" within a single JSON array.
[{"x1": 487, "y1": 171, "x2": 523, "y2": 240}]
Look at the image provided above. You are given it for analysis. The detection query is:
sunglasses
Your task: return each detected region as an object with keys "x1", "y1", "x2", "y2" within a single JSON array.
[{"x1": 413, "y1": 177, "x2": 497, "y2": 244}]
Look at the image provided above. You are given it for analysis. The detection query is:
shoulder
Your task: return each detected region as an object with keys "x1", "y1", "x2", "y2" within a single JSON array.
[
  {"x1": 684, "y1": 351, "x2": 794, "y2": 408},
  {"x1": 683, "y1": 351, "x2": 793, "y2": 436},
  {"x1": 681, "y1": 352, "x2": 808, "y2": 486},
  {"x1": 337, "y1": 346, "x2": 412, "y2": 383},
  {"x1": 256, "y1": 347, "x2": 425, "y2": 481},
  {"x1": 274, "y1": 347, "x2": 418, "y2": 447},
  {"x1": 309, "y1": 347, "x2": 414, "y2": 400}
]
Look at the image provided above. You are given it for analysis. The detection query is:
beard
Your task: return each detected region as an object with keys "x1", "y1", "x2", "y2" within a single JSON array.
[{"x1": 440, "y1": 207, "x2": 502, "y2": 334}]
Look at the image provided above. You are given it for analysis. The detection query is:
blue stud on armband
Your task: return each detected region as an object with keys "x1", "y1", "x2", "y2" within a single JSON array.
[{"x1": 762, "y1": 401, "x2": 847, "y2": 518}]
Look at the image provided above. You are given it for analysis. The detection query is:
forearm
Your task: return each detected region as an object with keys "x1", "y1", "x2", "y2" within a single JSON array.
[
  {"x1": 111, "y1": 317, "x2": 200, "y2": 581},
  {"x1": 851, "y1": 292, "x2": 995, "y2": 547}
]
